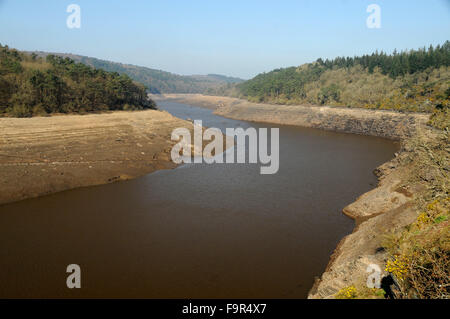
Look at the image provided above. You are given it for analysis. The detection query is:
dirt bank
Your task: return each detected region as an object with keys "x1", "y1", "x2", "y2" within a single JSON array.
[
  {"x1": 0, "y1": 110, "x2": 194, "y2": 205},
  {"x1": 308, "y1": 152, "x2": 421, "y2": 298},
  {"x1": 154, "y1": 94, "x2": 436, "y2": 299},
  {"x1": 154, "y1": 94, "x2": 428, "y2": 139}
]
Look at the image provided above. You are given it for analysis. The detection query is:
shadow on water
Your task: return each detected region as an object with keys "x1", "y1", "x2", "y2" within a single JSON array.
[{"x1": 0, "y1": 101, "x2": 399, "y2": 298}]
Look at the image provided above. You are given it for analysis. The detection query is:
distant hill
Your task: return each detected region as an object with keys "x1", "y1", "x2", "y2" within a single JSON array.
[
  {"x1": 192, "y1": 74, "x2": 245, "y2": 84},
  {"x1": 29, "y1": 52, "x2": 244, "y2": 94}
]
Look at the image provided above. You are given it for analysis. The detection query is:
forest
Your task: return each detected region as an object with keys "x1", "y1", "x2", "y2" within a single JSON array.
[
  {"x1": 230, "y1": 42, "x2": 450, "y2": 114},
  {"x1": 0, "y1": 45, "x2": 156, "y2": 117}
]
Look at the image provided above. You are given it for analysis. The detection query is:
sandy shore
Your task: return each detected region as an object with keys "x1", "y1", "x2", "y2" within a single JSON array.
[{"x1": 0, "y1": 110, "x2": 194, "y2": 205}]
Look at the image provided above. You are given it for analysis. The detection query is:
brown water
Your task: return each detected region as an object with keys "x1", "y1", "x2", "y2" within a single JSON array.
[{"x1": 0, "y1": 101, "x2": 398, "y2": 298}]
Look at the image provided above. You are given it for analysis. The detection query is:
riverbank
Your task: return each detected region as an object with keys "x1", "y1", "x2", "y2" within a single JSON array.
[
  {"x1": 0, "y1": 110, "x2": 194, "y2": 205},
  {"x1": 154, "y1": 94, "x2": 446, "y2": 299},
  {"x1": 153, "y1": 94, "x2": 429, "y2": 140}
]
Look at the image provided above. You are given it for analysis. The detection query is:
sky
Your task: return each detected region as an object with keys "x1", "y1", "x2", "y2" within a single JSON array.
[{"x1": 0, "y1": 0, "x2": 449, "y2": 79}]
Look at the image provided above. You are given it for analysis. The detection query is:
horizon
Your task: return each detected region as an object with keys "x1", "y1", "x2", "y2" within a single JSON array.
[
  {"x1": 1, "y1": 0, "x2": 450, "y2": 79},
  {"x1": 14, "y1": 40, "x2": 450, "y2": 81}
]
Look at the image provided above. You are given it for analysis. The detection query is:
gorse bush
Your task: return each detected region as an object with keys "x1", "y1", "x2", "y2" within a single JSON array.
[
  {"x1": 385, "y1": 255, "x2": 409, "y2": 281},
  {"x1": 383, "y1": 198, "x2": 449, "y2": 299},
  {"x1": 334, "y1": 285, "x2": 386, "y2": 299},
  {"x1": 429, "y1": 107, "x2": 450, "y2": 130},
  {"x1": 335, "y1": 286, "x2": 357, "y2": 299},
  {"x1": 0, "y1": 44, "x2": 156, "y2": 117},
  {"x1": 382, "y1": 128, "x2": 449, "y2": 299}
]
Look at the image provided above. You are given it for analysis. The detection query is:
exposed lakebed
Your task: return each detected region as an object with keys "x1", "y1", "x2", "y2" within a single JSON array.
[{"x1": 0, "y1": 101, "x2": 398, "y2": 298}]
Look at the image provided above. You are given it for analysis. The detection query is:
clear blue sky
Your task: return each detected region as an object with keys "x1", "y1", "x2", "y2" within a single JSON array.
[{"x1": 1, "y1": 0, "x2": 449, "y2": 79}]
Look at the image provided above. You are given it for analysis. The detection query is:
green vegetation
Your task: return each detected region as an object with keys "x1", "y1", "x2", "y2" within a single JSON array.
[
  {"x1": 229, "y1": 42, "x2": 450, "y2": 113},
  {"x1": 335, "y1": 285, "x2": 386, "y2": 299},
  {"x1": 334, "y1": 126, "x2": 449, "y2": 299},
  {"x1": 429, "y1": 107, "x2": 450, "y2": 130},
  {"x1": 381, "y1": 127, "x2": 449, "y2": 299},
  {"x1": 335, "y1": 286, "x2": 357, "y2": 299},
  {"x1": 30, "y1": 52, "x2": 244, "y2": 94},
  {"x1": 0, "y1": 45, "x2": 156, "y2": 117}
]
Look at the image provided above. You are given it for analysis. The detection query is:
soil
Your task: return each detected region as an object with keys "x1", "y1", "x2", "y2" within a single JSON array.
[{"x1": 0, "y1": 110, "x2": 193, "y2": 205}]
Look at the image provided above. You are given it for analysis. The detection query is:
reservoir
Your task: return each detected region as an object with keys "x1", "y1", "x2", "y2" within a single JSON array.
[{"x1": 0, "y1": 101, "x2": 398, "y2": 298}]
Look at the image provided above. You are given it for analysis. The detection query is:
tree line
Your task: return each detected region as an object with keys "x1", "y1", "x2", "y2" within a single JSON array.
[
  {"x1": 234, "y1": 42, "x2": 450, "y2": 113},
  {"x1": 0, "y1": 44, "x2": 156, "y2": 117},
  {"x1": 316, "y1": 41, "x2": 450, "y2": 78}
]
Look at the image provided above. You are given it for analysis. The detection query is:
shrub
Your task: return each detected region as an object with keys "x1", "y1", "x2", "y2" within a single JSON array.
[
  {"x1": 32, "y1": 104, "x2": 47, "y2": 116},
  {"x1": 383, "y1": 198, "x2": 450, "y2": 298},
  {"x1": 385, "y1": 255, "x2": 409, "y2": 280},
  {"x1": 10, "y1": 104, "x2": 32, "y2": 117},
  {"x1": 335, "y1": 286, "x2": 357, "y2": 299},
  {"x1": 428, "y1": 106, "x2": 450, "y2": 130}
]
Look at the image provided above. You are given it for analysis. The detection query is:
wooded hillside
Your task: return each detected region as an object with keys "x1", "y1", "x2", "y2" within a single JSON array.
[
  {"x1": 230, "y1": 42, "x2": 450, "y2": 114},
  {"x1": 0, "y1": 45, "x2": 156, "y2": 117}
]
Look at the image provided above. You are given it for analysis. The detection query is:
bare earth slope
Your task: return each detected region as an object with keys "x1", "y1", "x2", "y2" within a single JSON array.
[
  {"x1": 0, "y1": 110, "x2": 192, "y2": 205},
  {"x1": 155, "y1": 94, "x2": 428, "y2": 139}
]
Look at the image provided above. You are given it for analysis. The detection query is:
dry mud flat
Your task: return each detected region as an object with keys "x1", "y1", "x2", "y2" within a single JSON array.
[
  {"x1": 156, "y1": 94, "x2": 433, "y2": 299},
  {"x1": 0, "y1": 110, "x2": 193, "y2": 205}
]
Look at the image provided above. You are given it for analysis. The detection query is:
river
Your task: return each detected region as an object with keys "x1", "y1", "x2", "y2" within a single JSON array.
[{"x1": 0, "y1": 101, "x2": 398, "y2": 298}]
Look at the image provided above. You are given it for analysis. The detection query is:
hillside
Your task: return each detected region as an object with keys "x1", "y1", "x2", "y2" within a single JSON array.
[
  {"x1": 222, "y1": 42, "x2": 450, "y2": 117},
  {"x1": 30, "y1": 52, "x2": 244, "y2": 94},
  {"x1": 0, "y1": 45, "x2": 156, "y2": 117}
]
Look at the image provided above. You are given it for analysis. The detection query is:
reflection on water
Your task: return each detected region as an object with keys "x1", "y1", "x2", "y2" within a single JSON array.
[{"x1": 0, "y1": 101, "x2": 398, "y2": 298}]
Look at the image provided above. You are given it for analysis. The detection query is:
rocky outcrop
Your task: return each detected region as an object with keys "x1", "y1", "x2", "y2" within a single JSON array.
[
  {"x1": 215, "y1": 104, "x2": 428, "y2": 140},
  {"x1": 308, "y1": 155, "x2": 424, "y2": 298}
]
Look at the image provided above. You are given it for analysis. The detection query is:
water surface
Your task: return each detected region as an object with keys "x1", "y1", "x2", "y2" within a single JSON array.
[{"x1": 0, "y1": 101, "x2": 398, "y2": 298}]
